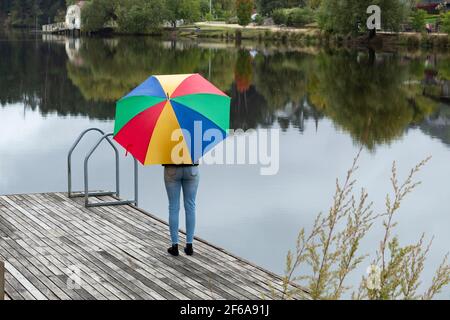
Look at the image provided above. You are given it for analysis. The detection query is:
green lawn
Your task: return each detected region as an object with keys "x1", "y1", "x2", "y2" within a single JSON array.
[{"x1": 425, "y1": 14, "x2": 439, "y2": 24}]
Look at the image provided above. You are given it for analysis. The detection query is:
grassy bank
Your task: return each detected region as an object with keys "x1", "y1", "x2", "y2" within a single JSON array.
[
  {"x1": 165, "y1": 24, "x2": 323, "y2": 45},
  {"x1": 162, "y1": 24, "x2": 450, "y2": 50}
]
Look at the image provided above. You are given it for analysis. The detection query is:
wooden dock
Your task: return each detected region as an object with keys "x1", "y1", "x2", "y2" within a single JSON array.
[{"x1": 0, "y1": 193, "x2": 301, "y2": 300}]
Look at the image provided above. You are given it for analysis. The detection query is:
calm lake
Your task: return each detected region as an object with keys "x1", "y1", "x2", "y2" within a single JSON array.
[{"x1": 1, "y1": 30, "x2": 449, "y2": 298}]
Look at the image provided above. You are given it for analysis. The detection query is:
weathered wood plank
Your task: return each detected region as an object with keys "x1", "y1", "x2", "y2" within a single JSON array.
[
  {"x1": 75, "y1": 204, "x2": 269, "y2": 298},
  {"x1": 0, "y1": 203, "x2": 116, "y2": 300},
  {"x1": 0, "y1": 260, "x2": 4, "y2": 300},
  {"x1": 25, "y1": 197, "x2": 174, "y2": 299},
  {"x1": 0, "y1": 192, "x2": 306, "y2": 300},
  {"x1": 40, "y1": 196, "x2": 223, "y2": 299},
  {"x1": 3, "y1": 262, "x2": 48, "y2": 300},
  {"x1": 21, "y1": 198, "x2": 186, "y2": 298},
  {"x1": 72, "y1": 198, "x2": 276, "y2": 296},
  {"x1": 96, "y1": 195, "x2": 288, "y2": 292},
  {"x1": 92, "y1": 202, "x2": 283, "y2": 297},
  {"x1": 65, "y1": 206, "x2": 254, "y2": 299}
]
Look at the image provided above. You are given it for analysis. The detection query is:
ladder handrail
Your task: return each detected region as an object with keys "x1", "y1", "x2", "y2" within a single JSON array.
[
  {"x1": 68, "y1": 128, "x2": 120, "y2": 197},
  {"x1": 68, "y1": 128, "x2": 108, "y2": 197},
  {"x1": 83, "y1": 133, "x2": 138, "y2": 208},
  {"x1": 68, "y1": 128, "x2": 139, "y2": 208}
]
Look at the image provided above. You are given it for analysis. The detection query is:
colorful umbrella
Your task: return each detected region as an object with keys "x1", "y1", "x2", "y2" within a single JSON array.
[{"x1": 113, "y1": 74, "x2": 231, "y2": 165}]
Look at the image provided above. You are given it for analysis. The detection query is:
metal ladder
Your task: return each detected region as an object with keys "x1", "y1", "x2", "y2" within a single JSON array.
[{"x1": 67, "y1": 128, "x2": 138, "y2": 208}]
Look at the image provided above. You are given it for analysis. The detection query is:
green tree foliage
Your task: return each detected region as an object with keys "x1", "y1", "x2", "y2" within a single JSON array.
[
  {"x1": 440, "y1": 11, "x2": 450, "y2": 34},
  {"x1": 214, "y1": 0, "x2": 236, "y2": 18},
  {"x1": 411, "y1": 9, "x2": 427, "y2": 32},
  {"x1": 165, "y1": 0, "x2": 201, "y2": 28},
  {"x1": 236, "y1": 0, "x2": 253, "y2": 26},
  {"x1": 257, "y1": 0, "x2": 282, "y2": 16},
  {"x1": 306, "y1": 0, "x2": 321, "y2": 10},
  {"x1": 116, "y1": 0, "x2": 165, "y2": 33},
  {"x1": 10, "y1": 0, "x2": 36, "y2": 26},
  {"x1": 256, "y1": 0, "x2": 306, "y2": 16},
  {"x1": 272, "y1": 8, "x2": 287, "y2": 25},
  {"x1": 318, "y1": 0, "x2": 410, "y2": 36},
  {"x1": 202, "y1": 0, "x2": 235, "y2": 19},
  {"x1": 287, "y1": 7, "x2": 314, "y2": 27},
  {"x1": 204, "y1": 12, "x2": 214, "y2": 21},
  {"x1": 82, "y1": 0, "x2": 117, "y2": 32},
  {"x1": 0, "y1": 0, "x2": 67, "y2": 27},
  {"x1": 200, "y1": 0, "x2": 211, "y2": 19},
  {"x1": 272, "y1": 7, "x2": 315, "y2": 26}
]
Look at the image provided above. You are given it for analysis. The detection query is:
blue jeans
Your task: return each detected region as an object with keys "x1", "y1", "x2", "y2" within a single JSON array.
[{"x1": 164, "y1": 166, "x2": 199, "y2": 245}]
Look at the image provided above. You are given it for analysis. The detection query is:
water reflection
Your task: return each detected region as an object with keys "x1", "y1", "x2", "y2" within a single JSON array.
[
  {"x1": 307, "y1": 51, "x2": 441, "y2": 149},
  {"x1": 0, "y1": 32, "x2": 112, "y2": 119},
  {"x1": 1, "y1": 33, "x2": 450, "y2": 150},
  {"x1": 1, "y1": 33, "x2": 450, "y2": 297}
]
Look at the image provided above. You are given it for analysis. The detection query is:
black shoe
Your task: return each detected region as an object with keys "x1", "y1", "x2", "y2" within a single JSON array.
[
  {"x1": 184, "y1": 243, "x2": 194, "y2": 256},
  {"x1": 168, "y1": 244, "x2": 179, "y2": 256}
]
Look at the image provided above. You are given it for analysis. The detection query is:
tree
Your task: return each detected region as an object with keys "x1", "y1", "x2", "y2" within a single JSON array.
[
  {"x1": 10, "y1": 0, "x2": 32, "y2": 26},
  {"x1": 82, "y1": 0, "x2": 117, "y2": 32},
  {"x1": 441, "y1": 11, "x2": 450, "y2": 34},
  {"x1": 306, "y1": 0, "x2": 321, "y2": 10},
  {"x1": 2, "y1": 0, "x2": 67, "y2": 26},
  {"x1": 200, "y1": 0, "x2": 210, "y2": 19},
  {"x1": 236, "y1": 0, "x2": 253, "y2": 26},
  {"x1": 286, "y1": 7, "x2": 314, "y2": 27},
  {"x1": 411, "y1": 9, "x2": 427, "y2": 32},
  {"x1": 116, "y1": 0, "x2": 165, "y2": 33},
  {"x1": 256, "y1": 0, "x2": 305, "y2": 16},
  {"x1": 213, "y1": 0, "x2": 236, "y2": 18},
  {"x1": 272, "y1": 8, "x2": 287, "y2": 25},
  {"x1": 165, "y1": 0, "x2": 201, "y2": 28},
  {"x1": 318, "y1": 0, "x2": 410, "y2": 37}
]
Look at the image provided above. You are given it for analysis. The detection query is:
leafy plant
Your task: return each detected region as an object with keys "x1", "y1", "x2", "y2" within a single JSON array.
[
  {"x1": 441, "y1": 11, "x2": 450, "y2": 34},
  {"x1": 116, "y1": 0, "x2": 165, "y2": 33},
  {"x1": 165, "y1": 0, "x2": 201, "y2": 28},
  {"x1": 236, "y1": 0, "x2": 253, "y2": 26},
  {"x1": 272, "y1": 8, "x2": 287, "y2": 25},
  {"x1": 81, "y1": 0, "x2": 118, "y2": 32},
  {"x1": 273, "y1": 153, "x2": 450, "y2": 300},
  {"x1": 286, "y1": 7, "x2": 315, "y2": 27},
  {"x1": 318, "y1": 0, "x2": 410, "y2": 36},
  {"x1": 254, "y1": 13, "x2": 264, "y2": 25},
  {"x1": 411, "y1": 9, "x2": 427, "y2": 32},
  {"x1": 205, "y1": 12, "x2": 214, "y2": 22}
]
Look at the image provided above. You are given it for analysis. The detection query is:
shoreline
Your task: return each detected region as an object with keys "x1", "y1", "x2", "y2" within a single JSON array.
[
  {"x1": 170, "y1": 25, "x2": 450, "y2": 50},
  {"x1": 96, "y1": 25, "x2": 450, "y2": 50},
  {"x1": 5, "y1": 23, "x2": 450, "y2": 50}
]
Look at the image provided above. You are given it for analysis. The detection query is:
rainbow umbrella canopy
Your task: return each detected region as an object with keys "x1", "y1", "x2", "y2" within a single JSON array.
[{"x1": 113, "y1": 74, "x2": 231, "y2": 165}]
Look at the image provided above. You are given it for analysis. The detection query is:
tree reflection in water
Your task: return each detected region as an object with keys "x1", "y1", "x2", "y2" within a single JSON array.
[{"x1": 1, "y1": 33, "x2": 449, "y2": 149}]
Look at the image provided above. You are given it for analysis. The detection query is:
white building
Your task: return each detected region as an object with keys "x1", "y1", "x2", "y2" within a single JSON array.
[{"x1": 65, "y1": 1, "x2": 85, "y2": 30}]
